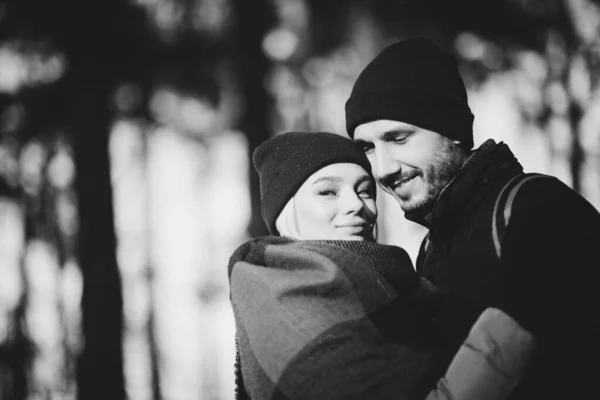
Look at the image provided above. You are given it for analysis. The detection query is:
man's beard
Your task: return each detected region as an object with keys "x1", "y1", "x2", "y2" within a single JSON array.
[{"x1": 387, "y1": 139, "x2": 465, "y2": 217}]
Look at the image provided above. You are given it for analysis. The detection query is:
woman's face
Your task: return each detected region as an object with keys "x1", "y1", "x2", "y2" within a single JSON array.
[{"x1": 293, "y1": 163, "x2": 377, "y2": 241}]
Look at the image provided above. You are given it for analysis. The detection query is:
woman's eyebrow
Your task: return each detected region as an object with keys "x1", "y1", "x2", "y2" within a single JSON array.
[{"x1": 312, "y1": 176, "x2": 342, "y2": 185}]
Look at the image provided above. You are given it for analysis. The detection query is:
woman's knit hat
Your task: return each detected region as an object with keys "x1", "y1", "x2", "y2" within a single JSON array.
[
  {"x1": 252, "y1": 131, "x2": 372, "y2": 234},
  {"x1": 345, "y1": 37, "x2": 474, "y2": 150}
]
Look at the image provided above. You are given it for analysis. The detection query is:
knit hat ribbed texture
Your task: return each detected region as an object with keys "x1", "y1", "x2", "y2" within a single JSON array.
[
  {"x1": 345, "y1": 37, "x2": 474, "y2": 150},
  {"x1": 252, "y1": 131, "x2": 372, "y2": 235}
]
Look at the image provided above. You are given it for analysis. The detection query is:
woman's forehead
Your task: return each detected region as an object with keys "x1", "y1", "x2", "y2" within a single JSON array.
[{"x1": 307, "y1": 163, "x2": 372, "y2": 184}]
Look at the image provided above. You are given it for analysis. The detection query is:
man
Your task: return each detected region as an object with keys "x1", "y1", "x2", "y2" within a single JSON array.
[{"x1": 345, "y1": 37, "x2": 600, "y2": 399}]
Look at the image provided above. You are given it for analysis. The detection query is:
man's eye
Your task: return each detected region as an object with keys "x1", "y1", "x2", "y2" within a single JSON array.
[
  {"x1": 393, "y1": 136, "x2": 408, "y2": 144},
  {"x1": 358, "y1": 188, "x2": 375, "y2": 198},
  {"x1": 361, "y1": 145, "x2": 374, "y2": 154}
]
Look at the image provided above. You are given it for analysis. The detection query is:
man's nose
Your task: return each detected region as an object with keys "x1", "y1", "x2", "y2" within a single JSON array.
[{"x1": 372, "y1": 146, "x2": 400, "y2": 182}]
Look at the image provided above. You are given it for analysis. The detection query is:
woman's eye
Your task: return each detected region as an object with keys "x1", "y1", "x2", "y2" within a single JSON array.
[{"x1": 318, "y1": 189, "x2": 337, "y2": 196}]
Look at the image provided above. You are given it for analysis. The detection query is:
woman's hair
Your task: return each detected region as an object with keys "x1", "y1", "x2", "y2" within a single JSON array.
[{"x1": 275, "y1": 197, "x2": 303, "y2": 239}]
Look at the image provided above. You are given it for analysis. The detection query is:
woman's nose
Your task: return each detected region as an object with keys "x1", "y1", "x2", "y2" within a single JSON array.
[{"x1": 341, "y1": 191, "x2": 364, "y2": 214}]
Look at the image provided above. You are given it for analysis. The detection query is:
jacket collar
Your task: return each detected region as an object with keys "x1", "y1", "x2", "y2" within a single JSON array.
[{"x1": 406, "y1": 139, "x2": 523, "y2": 231}]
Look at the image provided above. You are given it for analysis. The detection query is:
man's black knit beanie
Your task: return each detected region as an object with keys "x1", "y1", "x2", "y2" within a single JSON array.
[
  {"x1": 345, "y1": 37, "x2": 474, "y2": 150},
  {"x1": 252, "y1": 131, "x2": 372, "y2": 235}
]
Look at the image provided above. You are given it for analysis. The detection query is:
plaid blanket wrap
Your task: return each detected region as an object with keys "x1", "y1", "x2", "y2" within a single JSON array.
[{"x1": 228, "y1": 236, "x2": 443, "y2": 400}]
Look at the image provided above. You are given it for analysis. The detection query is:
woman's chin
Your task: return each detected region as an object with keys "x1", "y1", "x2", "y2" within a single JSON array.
[
  {"x1": 338, "y1": 233, "x2": 374, "y2": 241},
  {"x1": 345, "y1": 236, "x2": 365, "y2": 241}
]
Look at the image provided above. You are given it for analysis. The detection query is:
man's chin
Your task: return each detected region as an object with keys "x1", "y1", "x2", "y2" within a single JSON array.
[
  {"x1": 398, "y1": 198, "x2": 420, "y2": 213},
  {"x1": 398, "y1": 196, "x2": 434, "y2": 217},
  {"x1": 400, "y1": 205, "x2": 425, "y2": 216}
]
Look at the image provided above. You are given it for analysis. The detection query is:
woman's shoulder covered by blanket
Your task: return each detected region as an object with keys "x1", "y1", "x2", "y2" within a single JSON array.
[{"x1": 228, "y1": 236, "x2": 442, "y2": 400}]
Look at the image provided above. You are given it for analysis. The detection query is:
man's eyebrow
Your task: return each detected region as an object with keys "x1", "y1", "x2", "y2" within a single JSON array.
[
  {"x1": 312, "y1": 176, "x2": 342, "y2": 184},
  {"x1": 354, "y1": 139, "x2": 372, "y2": 147}
]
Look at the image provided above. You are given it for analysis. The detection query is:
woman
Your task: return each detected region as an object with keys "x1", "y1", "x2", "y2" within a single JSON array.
[{"x1": 230, "y1": 131, "x2": 534, "y2": 400}]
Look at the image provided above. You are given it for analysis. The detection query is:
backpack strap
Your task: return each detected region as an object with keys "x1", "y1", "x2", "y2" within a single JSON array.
[{"x1": 492, "y1": 173, "x2": 551, "y2": 260}]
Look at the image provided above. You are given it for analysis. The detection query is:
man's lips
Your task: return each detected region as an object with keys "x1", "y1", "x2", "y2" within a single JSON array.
[{"x1": 391, "y1": 174, "x2": 417, "y2": 190}]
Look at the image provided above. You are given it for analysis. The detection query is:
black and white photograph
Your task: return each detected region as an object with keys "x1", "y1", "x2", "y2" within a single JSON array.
[{"x1": 1, "y1": 0, "x2": 599, "y2": 399}]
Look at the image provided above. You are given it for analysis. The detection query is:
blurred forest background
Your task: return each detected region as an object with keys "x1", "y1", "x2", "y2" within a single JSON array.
[{"x1": 1, "y1": 0, "x2": 600, "y2": 399}]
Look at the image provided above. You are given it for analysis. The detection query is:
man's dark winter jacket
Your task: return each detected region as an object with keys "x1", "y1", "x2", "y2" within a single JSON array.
[{"x1": 414, "y1": 139, "x2": 600, "y2": 399}]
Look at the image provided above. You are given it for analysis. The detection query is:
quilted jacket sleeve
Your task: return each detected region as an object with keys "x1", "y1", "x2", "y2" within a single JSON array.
[{"x1": 427, "y1": 307, "x2": 535, "y2": 400}]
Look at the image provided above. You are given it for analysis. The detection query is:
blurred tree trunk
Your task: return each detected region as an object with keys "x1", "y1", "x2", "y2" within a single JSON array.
[
  {"x1": 230, "y1": 0, "x2": 275, "y2": 238},
  {"x1": 3, "y1": 255, "x2": 31, "y2": 400},
  {"x1": 70, "y1": 70, "x2": 125, "y2": 400},
  {"x1": 58, "y1": 0, "x2": 130, "y2": 396}
]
